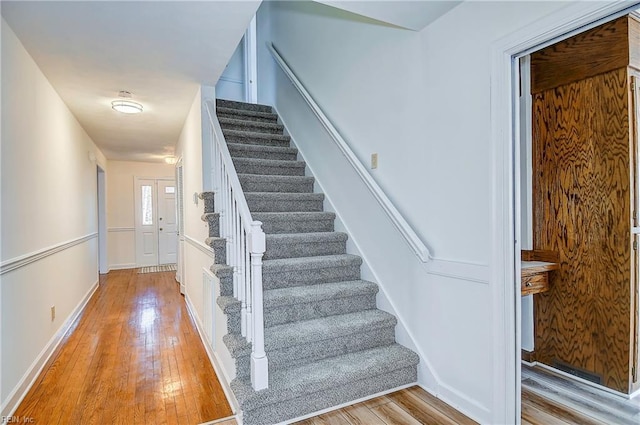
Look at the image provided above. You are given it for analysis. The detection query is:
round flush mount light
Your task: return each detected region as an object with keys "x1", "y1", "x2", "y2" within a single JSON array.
[
  {"x1": 164, "y1": 156, "x2": 177, "y2": 165},
  {"x1": 111, "y1": 91, "x2": 143, "y2": 114}
]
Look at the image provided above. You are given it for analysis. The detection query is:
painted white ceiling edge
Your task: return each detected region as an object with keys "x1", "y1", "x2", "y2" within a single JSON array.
[
  {"x1": 314, "y1": 0, "x2": 463, "y2": 31},
  {"x1": 1, "y1": 1, "x2": 261, "y2": 162}
]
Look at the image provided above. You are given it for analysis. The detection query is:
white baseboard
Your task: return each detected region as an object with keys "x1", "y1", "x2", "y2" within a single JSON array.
[
  {"x1": 1, "y1": 280, "x2": 99, "y2": 416},
  {"x1": 421, "y1": 381, "x2": 491, "y2": 424},
  {"x1": 184, "y1": 294, "x2": 239, "y2": 414},
  {"x1": 108, "y1": 263, "x2": 136, "y2": 271}
]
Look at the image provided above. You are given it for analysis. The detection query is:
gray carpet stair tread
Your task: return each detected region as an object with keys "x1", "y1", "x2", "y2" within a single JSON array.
[
  {"x1": 264, "y1": 280, "x2": 378, "y2": 308},
  {"x1": 264, "y1": 309, "x2": 395, "y2": 349},
  {"x1": 266, "y1": 232, "x2": 347, "y2": 245},
  {"x1": 228, "y1": 143, "x2": 298, "y2": 156},
  {"x1": 217, "y1": 107, "x2": 278, "y2": 121},
  {"x1": 263, "y1": 254, "x2": 362, "y2": 272},
  {"x1": 217, "y1": 99, "x2": 273, "y2": 113},
  {"x1": 233, "y1": 157, "x2": 306, "y2": 169},
  {"x1": 238, "y1": 174, "x2": 313, "y2": 185},
  {"x1": 223, "y1": 129, "x2": 291, "y2": 142},
  {"x1": 253, "y1": 212, "x2": 335, "y2": 222},
  {"x1": 245, "y1": 192, "x2": 324, "y2": 201},
  {"x1": 219, "y1": 116, "x2": 284, "y2": 132},
  {"x1": 232, "y1": 344, "x2": 419, "y2": 409}
]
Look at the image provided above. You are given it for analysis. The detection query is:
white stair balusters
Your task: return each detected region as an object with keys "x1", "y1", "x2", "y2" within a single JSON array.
[{"x1": 205, "y1": 99, "x2": 269, "y2": 391}]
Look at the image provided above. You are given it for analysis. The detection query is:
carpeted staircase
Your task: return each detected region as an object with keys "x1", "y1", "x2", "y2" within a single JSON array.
[{"x1": 202, "y1": 99, "x2": 419, "y2": 424}]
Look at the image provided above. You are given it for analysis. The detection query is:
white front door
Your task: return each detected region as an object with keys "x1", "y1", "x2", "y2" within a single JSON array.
[
  {"x1": 158, "y1": 179, "x2": 177, "y2": 265},
  {"x1": 135, "y1": 178, "x2": 159, "y2": 266}
]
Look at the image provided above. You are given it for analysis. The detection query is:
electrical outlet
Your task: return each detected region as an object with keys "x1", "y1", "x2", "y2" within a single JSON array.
[
  {"x1": 371, "y1": 153, "x2": 378, "y2": 169},
  {"x1": 51, "y1": 305, "x2": 56, "y2": 321}
]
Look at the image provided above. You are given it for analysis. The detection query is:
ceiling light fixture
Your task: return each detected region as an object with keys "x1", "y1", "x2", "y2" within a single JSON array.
[
  {"x1": 164, "y1": 157, "x2": 177, "y2": 165},
  {"x1": 111, "y1": 91, "x2": 143, "y2": 114}
]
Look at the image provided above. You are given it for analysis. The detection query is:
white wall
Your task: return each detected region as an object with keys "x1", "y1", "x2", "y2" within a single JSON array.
[
  {"x1": 174, "y1": 87, "x2": 238, "y2": 408},
  {"x1": 1, "y1": 19, "x2": 107, "y2": 415},
  {"x1": 106, "y1": 160, "x2": 174, "y2": 270},
  {"x1": 216, "y1": 38, "x2": 246, "y2": 102},
  {"x1": 256, "y1": 1, "x2": 571, "y2": 422}
]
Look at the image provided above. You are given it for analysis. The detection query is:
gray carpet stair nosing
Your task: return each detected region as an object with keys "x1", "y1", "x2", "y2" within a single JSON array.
[
  {"x1": 263, "y1": 280, "x2": 378, "y2": 307},
  {"x1": 223, "y1": 129, "x2": 290, "y2": 142},
  {"x1": 217, "y1": 107, "x2": 278, "y2": 122},
  {"x1": 264, "y1": 232, "x2": 348, "y2": 260},
  {"x1": 263, "y1": 310, "x2": 397, "y2": 349},
  {"x1": 228, "y1": 143, "x2": 298, "y2": 161},
  {"x1": 262, "y1": 254, "x2": 362, "y2": 272},
  {"x1": 233, "y1": 157, "x2": 305, "y2": 168},
  {"x1": 231, "y1": 344, "x2": 419, "y2": 410},
  {"x1": 219, "y1": 116, "x2": 284, "y2": 132},
  {"x1": 218, "y1": 280, "x2": 377, "y2": 314},
  {"x1": 253, "y1": 212, "x2": 335, "y2": 222},
  {"x1": 238, "y1": 174, "x2": 315, "y2": 194},
  {"x1": 227, "y1": 142, "x2": 297, "y2": 153},
  {"x1": 217, "y1": 99, "x2": 273, "y2": 113}
]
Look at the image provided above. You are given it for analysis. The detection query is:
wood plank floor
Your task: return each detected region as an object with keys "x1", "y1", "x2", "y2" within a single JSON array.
[{"x1": 13, "y1": 269, "x2": 232, "y2": 425}]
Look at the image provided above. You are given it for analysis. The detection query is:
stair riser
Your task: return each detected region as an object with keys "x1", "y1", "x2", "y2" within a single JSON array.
[
  {"x1": 206, "y1": 219, "x2": 220, "y2": 238},
  {"x1": 218, "y1": 112, "x2": 278, "y2": 124},
  {"x1": 266, "y1": 295, "x2": 375, "y2": 328},
  {"x1": 240, "y1": 366, "x2": 417, "y2": 425},
  {"x1": 264, "y1": 240, "x2": 346, "y2": 260},
  {"x1": 234, "y1": 326, "x2": 396, "y2": 378},
  {"x1": 239, "y1": 179, "x2": 313, "y2": 193},
  {"x1": 221, "y1": 121, "x2": 283, "y2": 135},
  {"x1": 201, "y1": 192, "x2": 215, "y2": 214},
  {"x1": 246, "y1": 198, "x2": 324, "y2": 213},
  {"x1": 217, "y1": 99, "x2": 272, "y2": 113},
  {"x1": 224, "y1": 294, "x2": 377, "y2": 339},
  {"x1": 233, "y1": 162, "x2": 305, "y2": 177},
  {"x1": 208, "y1": 239, "x2": 226, "y2": 265},
  {"x1": 260, "y1": 219, "x2": 334, "y2": 234},
  {"x1": 229, "y1": 147, "x2": 297, "y2": 161},
  {"x1": 263, "y1": 264, "x2": 361, "y2": 290},
  {"x1": 219, "y1": 263, "x2": 362, "y2": 295},
  {"x1": 224, "y1": 133, "x2": 290, "y2": 148}
]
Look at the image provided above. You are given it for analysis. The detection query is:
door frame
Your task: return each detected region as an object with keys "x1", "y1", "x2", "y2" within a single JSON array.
[
  {"x1": 244, "y1": 15, "x2": 258, "y2": 104},
  {"x1": 491, "y1": 2, "x2": 640, "y2": 423},
  {"x1": 97, "y1": 165, "x2": 108, "y2": 274},
  {"x1": 134, "y1": 176, "x2": 175, "y2": 267}
]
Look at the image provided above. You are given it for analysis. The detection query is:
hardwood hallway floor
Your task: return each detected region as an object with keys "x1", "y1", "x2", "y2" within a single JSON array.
[{"x1": 13, "y1": 269, "x2": 232, "y2": 425}]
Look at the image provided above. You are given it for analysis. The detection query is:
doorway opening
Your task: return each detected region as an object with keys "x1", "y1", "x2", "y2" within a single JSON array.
[
  {"x1": 502, "y1": 1, "x2": 640, "y2": 423},
  {"x1": 134, "y1": 177, "x2": 178, "y2": 267}
]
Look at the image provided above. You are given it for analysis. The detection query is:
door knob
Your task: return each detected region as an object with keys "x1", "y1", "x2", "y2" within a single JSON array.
[{"x1": 160, "y1": 228, "x2": 163, "y2": 231}]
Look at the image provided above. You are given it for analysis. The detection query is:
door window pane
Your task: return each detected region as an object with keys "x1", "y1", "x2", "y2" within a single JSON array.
[{"x1": 142, "y1": 185, "x2": 153, "y2": 225}]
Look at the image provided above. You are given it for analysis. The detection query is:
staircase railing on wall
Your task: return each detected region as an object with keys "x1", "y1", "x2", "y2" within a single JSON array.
[
  {"x1": 267, "y1": 43, "x2": 432, "y2": 262},
  {"x1": 204, "y1": 99, "x2": 269, "y2": 390}
]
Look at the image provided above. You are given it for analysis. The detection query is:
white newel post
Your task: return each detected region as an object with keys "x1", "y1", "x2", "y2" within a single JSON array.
[{"x1": 249, "y1": 220, "x2": 268, "y2": 390}]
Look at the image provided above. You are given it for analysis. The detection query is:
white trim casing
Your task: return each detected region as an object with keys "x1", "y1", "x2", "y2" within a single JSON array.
[
  {"x1": 0, "y1": 233, "x2": 98, "y2": 275},
  {"x1": 490, "y1": 2, "x2": 640, "y2": 423},
  {"x1": 267, "y1": 43, "x2": 432, "y2": 263}
]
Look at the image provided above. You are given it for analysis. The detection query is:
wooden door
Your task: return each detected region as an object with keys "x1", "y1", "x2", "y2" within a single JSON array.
[{"x1": 532, "y1": 67, "x2": 632, "y2": 392}]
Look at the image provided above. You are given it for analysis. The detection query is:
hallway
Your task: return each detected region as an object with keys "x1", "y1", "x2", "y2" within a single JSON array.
[{"x1": 13, "y1": 270, "x2": 232, "y2": 424}]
